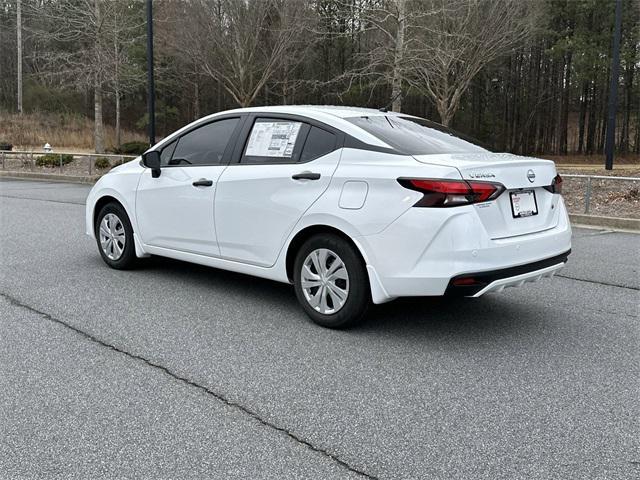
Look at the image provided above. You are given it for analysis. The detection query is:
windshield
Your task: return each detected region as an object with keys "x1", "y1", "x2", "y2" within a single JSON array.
[{"x1": 347, "y1": 115, "x2": 489, "y2": 155}]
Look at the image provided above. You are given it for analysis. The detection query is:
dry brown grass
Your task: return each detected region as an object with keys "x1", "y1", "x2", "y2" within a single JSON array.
[{"x1": 0, "y1": 111, "x2": 146, "y2": 152}]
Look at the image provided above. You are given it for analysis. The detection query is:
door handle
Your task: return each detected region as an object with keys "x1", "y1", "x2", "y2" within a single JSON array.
[
  {"x1": 192, "y1": 178, "x2": 213, "y2": 187},
  {"x1": 292, "y1": 171, "x2": 321, "y2": 181}
]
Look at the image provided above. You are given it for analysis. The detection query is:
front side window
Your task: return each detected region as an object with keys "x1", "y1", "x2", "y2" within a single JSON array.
[
  {"x1": 242, "y1": 118, "x2": 306, "y2": 164},
  {"x1": 170, "y1": 118, "x2": 240, "y2": 166},
  {"x1": 346, "y1": 115, "x2": 488, "y2": 155}
]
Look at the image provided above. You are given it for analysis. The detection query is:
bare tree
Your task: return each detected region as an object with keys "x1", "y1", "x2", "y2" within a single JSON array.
[
  {"x1": 268, "y1": 0, "x2": 314, "y2": 105},
  {"x1": 27, "y1": 0, "x2": 142, "y2": 152},
  {"x1": 103, "y1": 1, "x2": 145, "y2": 147},
  {"x1": 408, "y1": 0, "x2": 538, "y2": 126},
  {"x1": 321, "y1": 0, "x2": 440, "y2": 112},
  {"x1": 167, "y1": 0, "x2": 309, "y2": 108},
  {"x1": 389, "y1": 0, "x2": 405, "y2": 111}
]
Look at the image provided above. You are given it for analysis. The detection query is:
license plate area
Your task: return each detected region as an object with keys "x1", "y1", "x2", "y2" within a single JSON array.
[{"x1": 510, "y1": 190, "x2": 538, "y2": 218}]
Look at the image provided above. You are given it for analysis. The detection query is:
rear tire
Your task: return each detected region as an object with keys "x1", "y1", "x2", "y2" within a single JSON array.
[
  {"x1": 94, "y1": 202, "x2": 137, "y2": 270},
  {"x1": 293, "y1": 233, "x2": 370, "y2": 328}
]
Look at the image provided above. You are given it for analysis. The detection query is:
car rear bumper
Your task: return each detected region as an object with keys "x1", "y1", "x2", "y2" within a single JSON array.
[
  {"x1": 444, "y1": 250, "x2": 570, "y2": 297},
  {"x1": 356, "y1": 197, "x2": 572, "y2": 303}
]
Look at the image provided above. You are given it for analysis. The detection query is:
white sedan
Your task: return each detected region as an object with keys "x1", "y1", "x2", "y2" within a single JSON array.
[{"x1": 86, "y1": 106, "x2": 571, "y2": 328}]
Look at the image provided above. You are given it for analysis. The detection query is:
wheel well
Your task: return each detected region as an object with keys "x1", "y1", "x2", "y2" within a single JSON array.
[
  {"x1": 285, "y1": 225, "x2": 367, "y2": 282},
  {"x1": 92, "y1": 196, "x2": 124, "y2": 233}
]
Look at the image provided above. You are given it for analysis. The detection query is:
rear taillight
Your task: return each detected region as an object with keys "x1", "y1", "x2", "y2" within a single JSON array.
[
  {"x1": 397, "y1": 178, "x2": 505, "y2": 207},
  {"x1": 543, "y1": 174, "x2": 563, "y2": 194}
]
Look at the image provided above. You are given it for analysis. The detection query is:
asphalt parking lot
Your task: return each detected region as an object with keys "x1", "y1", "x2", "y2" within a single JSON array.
[{"x1": 1, "y1": 178, "x2": 638, "y2": 480}]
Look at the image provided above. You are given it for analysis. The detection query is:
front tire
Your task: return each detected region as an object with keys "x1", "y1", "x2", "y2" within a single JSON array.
[
  {"x1": 95, "y1": 202, "x2": 137, "y2": 269},
  {"x1": 293, "y1": 234, "x2": 370, "y2": 328}
]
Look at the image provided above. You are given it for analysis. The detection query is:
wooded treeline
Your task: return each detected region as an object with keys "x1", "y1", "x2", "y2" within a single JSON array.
[{"x1": 0, "y1": 0, "x2": 639, "y2": 155}]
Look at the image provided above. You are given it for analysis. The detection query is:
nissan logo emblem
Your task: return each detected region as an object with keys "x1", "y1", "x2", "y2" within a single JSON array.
[{"x1": 527, "y1": 169, "x2": 536, "y2": 183}]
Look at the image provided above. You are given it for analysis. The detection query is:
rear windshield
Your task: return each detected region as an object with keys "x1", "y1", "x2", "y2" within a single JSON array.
[{"x1": 346, "y1": 115, "x2": 488, "y2": 155}]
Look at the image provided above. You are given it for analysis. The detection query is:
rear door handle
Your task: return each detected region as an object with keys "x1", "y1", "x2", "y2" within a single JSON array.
[
  {"x1": 192, "y1": 178, "x2": 213, "y2": 187},
  {"x1": 292, "y1": 171, "x2": 321, "y2": 181}
]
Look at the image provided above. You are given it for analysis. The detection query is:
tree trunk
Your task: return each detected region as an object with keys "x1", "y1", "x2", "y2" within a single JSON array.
[
  {"x1": 586, "y1": 80, "x2": 597, "y2": 154},
  {"x1": 390, "y1": 0, "x2": 405, "y2": 112},
  {"x1": 504, "y1": 55, "x2": 512, "y2": 152},
  {"x1": 16, "y1": 0, "x2": 22, "y2": 115},
  {"x1": 559, "y1": 52, "x2": 571, "y2": 155},
  {"x1": 93, "y1": 0, "x2": 104, "y2": 153},
  {"x1": 437, "y1": 100, "x2": 454, "y2": 127},
  {"x1": 94, "y1": 78, "x2": 105, "y2": 154},
  {"x1": 597, "y1": 70, "x2": 608, "y2": 154},
  {"x1": 619, "y1": 52, "x2": 634, "y2": 153},
  {"x1": 529, "y1": 43, "x2": 542, "y2": 154},
  {"x1": 113, "y1": 31, "x2": 121, "y2": 148},
  {"x1": 115, "y1": 89, "x2": 121, "y2": 149},
  {"x1": 194, "y1": 81, "x2": 200, "y2": 119},
  {"x1": 635, "y1": 107, "x2": 640, "y2": 154},
  {"x1": 512, "y1": 53, "x2": 523, "y2": 153},
  {"x1": 577, "y1": 81, "x2": 588, "y2": 154}
]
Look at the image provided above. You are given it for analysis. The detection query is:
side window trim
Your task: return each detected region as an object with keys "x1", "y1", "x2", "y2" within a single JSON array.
[{"x1": 162, "y1": 115, "x2": 246, "y2": 168}]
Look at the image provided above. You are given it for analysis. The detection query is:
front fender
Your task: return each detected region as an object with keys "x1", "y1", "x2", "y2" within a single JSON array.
[{"x1": 85, "y1": 162, "x2": 143, "y2": 239}]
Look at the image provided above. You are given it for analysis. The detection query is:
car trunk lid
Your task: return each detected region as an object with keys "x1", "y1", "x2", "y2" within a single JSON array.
[{"x1": 412, "y1": 152, "x2": 561, "y2": 239}]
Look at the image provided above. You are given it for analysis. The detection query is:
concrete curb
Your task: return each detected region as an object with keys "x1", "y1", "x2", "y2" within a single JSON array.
[
  {"x1": 569, "y1": 213, "x2": 640, "y2": 232},
  {"x1": 0, "y1": 170, "x2": 100, "y2": 184},
  {"x1": 556, "y1": 164, "x2": 640, "y2": 169}
]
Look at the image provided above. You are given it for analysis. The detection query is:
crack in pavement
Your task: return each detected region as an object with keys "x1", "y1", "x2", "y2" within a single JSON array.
[
  {"x1": 1, "y1": 291, "x2": 378, "y2": 480},
  {"x1": 556, "y1": 274, "x2": 640, "y2": 291}
]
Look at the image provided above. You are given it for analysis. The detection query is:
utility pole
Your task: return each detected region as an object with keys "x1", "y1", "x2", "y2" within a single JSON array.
[
  {"x1": 17, "y1": 0, "x2": 23, "y2": 115},
  {"x1": 605, "y1": 0, "x2": 622, "y2": 170},
  {"x1": 146, "y1": 0, "x2": 156, "y2": 146}
]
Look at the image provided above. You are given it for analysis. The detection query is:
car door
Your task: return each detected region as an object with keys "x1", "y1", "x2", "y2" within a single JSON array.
[
  {"x1": 136, "y1": 116, "x2": 243, "y2": 256},
  {"x1": 215, "y1": 115, "x2": 343, "y2": 267}
]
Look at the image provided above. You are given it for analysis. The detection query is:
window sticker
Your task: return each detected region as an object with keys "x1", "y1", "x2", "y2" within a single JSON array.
[{"x1": 245, "y1": 121, "x2": 302, "y2": 158}]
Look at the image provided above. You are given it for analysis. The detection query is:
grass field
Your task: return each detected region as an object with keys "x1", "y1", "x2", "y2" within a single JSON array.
[{"x1": 0, "y1": 111, "x2": 146, "y2": 152}]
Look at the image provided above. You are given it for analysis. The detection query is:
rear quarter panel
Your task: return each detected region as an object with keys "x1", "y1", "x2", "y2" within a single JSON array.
[{"x1": 304, "y1": 150, "x2": 462, "y2": 237}]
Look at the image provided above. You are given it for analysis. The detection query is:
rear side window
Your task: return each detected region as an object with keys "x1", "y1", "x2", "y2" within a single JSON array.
[
  {"x1": 170, "y1": 118, "x2": 240, "y2": 166},
  {"x1": 346, "y1": 116, "x2": 488, "y2": 155},
  {"x1": 242, "y1": 118, "x2": 306, "y2": 164},
  {"x1": 300, "y1": 126, "x2": 337, "y2": 163}
]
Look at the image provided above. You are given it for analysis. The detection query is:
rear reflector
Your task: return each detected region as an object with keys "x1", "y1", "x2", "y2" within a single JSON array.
[
  {"x1": 398, "y1": 178, "x2": 505, "y2": 207},
  {"x1": 452, "y1": 277, "x2": 480, "y2": 286}
]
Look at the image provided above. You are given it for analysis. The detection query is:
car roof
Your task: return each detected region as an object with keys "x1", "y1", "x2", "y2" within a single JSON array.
[{"x1": 225, "y1": 105, "x2": 403, "y2": 119}]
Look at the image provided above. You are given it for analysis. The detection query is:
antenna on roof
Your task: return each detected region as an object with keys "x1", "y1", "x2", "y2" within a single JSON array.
[{"x1": 380, "y1": 90, "x2": 403, "y2": 113}]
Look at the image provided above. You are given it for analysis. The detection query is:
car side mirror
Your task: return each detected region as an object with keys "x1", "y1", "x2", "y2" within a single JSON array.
[{"x1": 142, "y1": 151, "x2": 161, "y2": 178}]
